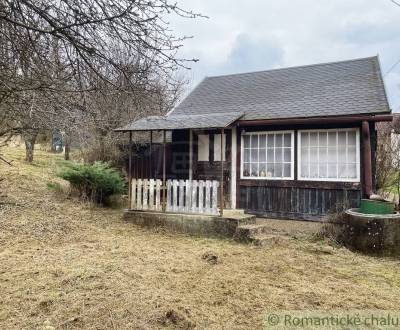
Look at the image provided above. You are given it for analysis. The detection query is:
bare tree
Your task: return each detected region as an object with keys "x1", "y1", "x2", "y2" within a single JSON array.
[
  {"x1": 376, "y1": 116, "x2": 400, "y2": 206},
  {"x1": 0, "y1": 0, "x2": 203, "y2": 161}
]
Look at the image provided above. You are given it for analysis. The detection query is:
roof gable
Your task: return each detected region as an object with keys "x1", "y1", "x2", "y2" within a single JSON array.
[{"x1": 170, "y1": 56, "x2": 390, "y2": 120}]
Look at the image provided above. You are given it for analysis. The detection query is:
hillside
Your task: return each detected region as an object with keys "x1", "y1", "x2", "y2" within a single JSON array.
[{"x1": 1, "y1": 147, "x2": 400, "y2": 329}]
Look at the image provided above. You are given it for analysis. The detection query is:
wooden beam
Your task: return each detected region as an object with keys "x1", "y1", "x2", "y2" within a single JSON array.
[
  {"x1": 220, "y1": 128, "x2": 224, "y2": 216},
  {"x1": 162, "y1": 130, "x2": 166, "y2": 212},
  {"x1": 230, "y1": 127, "x2": 237, "y2": 209},
  {"x1": 128, "y1": 132, "x2": 132, "y2": 209},
  {"x1": 238, "y1": 114, "x2": 393, "y2": 127},
  {"x1": 189, "y1": 129, "x2": 193, "y2": 180},
  {"x1": 362, "y1": 121, "x2": 373, "y2": 197},
  {"x1": 150, "y1": 130, "x2": 153, "y2": 178}
]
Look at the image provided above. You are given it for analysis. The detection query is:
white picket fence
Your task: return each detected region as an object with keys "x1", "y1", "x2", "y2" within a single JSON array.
[{"x1": 131, "y1": 179, "x2": 219, "y2": 215}]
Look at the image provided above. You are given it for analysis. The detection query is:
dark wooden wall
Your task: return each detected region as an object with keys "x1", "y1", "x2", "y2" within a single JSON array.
[
  {"x1": 237, "y1": 122, "x2": 370, "y2": 221},
  {"x1": 193, "y1": 129, "x2": 231, "y2": 206},
  {"x1": 239, "y1": 181, "x2": 361, "y2": 221}
]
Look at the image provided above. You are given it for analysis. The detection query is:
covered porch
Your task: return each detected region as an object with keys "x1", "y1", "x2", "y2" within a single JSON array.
[{"x1": 115, "y1": 112, "x2": 243, "y2": 217}]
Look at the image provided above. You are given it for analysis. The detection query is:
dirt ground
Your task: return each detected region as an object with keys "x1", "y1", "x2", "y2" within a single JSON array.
[{"x1": 1, "y1": 147, "x2": 400, "y2": 329}]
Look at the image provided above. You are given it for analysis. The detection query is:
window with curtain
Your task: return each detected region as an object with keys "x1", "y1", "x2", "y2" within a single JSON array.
[
  {"x1": 298, "y1": 129, "x2": 360, "y2": 181},
  {"x1": 242, "y1": 131, "x2": 294, "y2": 179},
  {"x1": 197, "y1": 134, "x2": 209, "y2": 161}
]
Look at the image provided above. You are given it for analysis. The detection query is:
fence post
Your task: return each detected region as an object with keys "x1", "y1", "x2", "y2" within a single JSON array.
[
  {"x1": 149, "y1": 179, "x2": 155, "y2": 210},
  {"x1": 137, "y1": 179, "x2": 142, "y2": 210},
  {"x1": 156, "y1": 179, "x2": 161, "y2": 211},
  {"x1": 191, "y1": 180, "x2": 198, "y2": 213},
  {"x1": 185, "y1": 180, "x2": 192, "y2": 212},
  {"x1": 178, "y1": 180, "x2": 185, "y2": 212},
  {"x1": 198, "y1": 180, "x2": 204, "y2": 212},
  {"x1": 131, "y1": 178, "x2": 137, "y2": 210},
  {"x1": 205, "y1": 180, "x2": 211, "y2": 213},
  {"x1": 212, "y1": 181, "x2": 219, "y2": 214},
  {"x1": 166, "y1": 180, "x2": 172, "y2": 211},
  {"x1": 172, "y1": 180, "x2": 178, "y2": 212}
]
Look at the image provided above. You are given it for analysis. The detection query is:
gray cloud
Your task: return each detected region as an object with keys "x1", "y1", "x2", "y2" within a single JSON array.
[
  {"x1": 217, "y1": 33, "x2": 284, "y2": 75},
  {"x1": 172, "y1": 0, "x2": 400, "y2": 111}
]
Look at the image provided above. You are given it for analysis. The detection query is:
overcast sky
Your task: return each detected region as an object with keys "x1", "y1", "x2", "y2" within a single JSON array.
[{"x1": 170, "y1": 0, "x2": 400, "y2": 112}]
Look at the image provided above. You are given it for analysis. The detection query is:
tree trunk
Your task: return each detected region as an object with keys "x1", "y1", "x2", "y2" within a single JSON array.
[
  {"x1": 23, "y1": 130, "x2": 38, "y2": 163},
  {"x1": 64, "y1": 133, "x2": 71, "y2": 160}
]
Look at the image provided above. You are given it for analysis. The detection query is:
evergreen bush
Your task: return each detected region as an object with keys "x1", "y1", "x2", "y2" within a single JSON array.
[{"x1": 59, "y1": 162, "x2": 125, "y2": 204}]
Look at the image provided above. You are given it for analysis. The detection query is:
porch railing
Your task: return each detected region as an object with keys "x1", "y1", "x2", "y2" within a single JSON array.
[{"x1": 131, "y1": 179, "x2": 219, "y2": 215}]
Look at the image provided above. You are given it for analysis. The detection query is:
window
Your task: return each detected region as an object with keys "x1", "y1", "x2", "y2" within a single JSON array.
[
  {"x1": 214, "y1": 133, "x2": 226, "y2": 161},
  {"x1": 198, "y1": 134, "x2": 209, "y2": 161},
  {"x1": 241, "y1": 131, "x2": 294, "y2": 179},
  {"x1": 298, "y1": 129, "x2": 360, "y2": 182}
]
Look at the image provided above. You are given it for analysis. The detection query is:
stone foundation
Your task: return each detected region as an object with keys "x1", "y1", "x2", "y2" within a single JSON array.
[{"x1": 123, "y1": 210, "x2": 256, "y2": 239}]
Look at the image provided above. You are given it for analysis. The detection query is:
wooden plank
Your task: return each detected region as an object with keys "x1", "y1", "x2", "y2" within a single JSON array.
[
  {"x1": 142, "y1": 179, "x2": 148, "y2": 210},
  {"x1": 198, "y1": 180, "x2": 204, "y2": 212},
  {"x1": 212, "y1": 180, "x2": 219, "y2": 214},
  {"x1": 166, "y1": 180, "x2": 172, "y2": 211},
  {"x1": 173, "y1": 180, "x2": 178, "y2": 212},
  {"x1": 191, "y1": 180, "x2": 198, "y2": 213},
  {"x1": 131, "y1": 179, "x2": 136, "y2": 210},
  {"x1": 185, "y1": 180, "x2": 192, "y2": 212},
  {"x1": 205, "y1": 180, "x2": 211, "y2": 213},
  {"x1": 189, "y1": 129, "x2": 193, "y2": 180},
  {"x1": 178, "y1": 180, "x2": 185, "y2": 212},
  {"x1": 149, "y1": 179, "x2": 155, "y2": 210},
  {"x1": 155, "y1": 179, "x2": 161, "y2": 211},
  {"x1": 230, "y1": 127, "x2": 237, "y2": 209},
  {"x1": 137, "y1": 179, "x2": 142, "y2": 210}
]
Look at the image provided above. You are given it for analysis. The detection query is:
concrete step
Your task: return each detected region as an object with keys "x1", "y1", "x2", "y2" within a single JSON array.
[
  {"x1": 222, "y1": 209, "x2": 246, "y2": 217},
  {"x1": 251, "y1": 234, "x2": 291, "y2": 247}
]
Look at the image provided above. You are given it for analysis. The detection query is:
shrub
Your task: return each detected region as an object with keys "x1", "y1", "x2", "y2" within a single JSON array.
[{"x1": 58, "y1": 162, "x2": 125, "y2": 204}]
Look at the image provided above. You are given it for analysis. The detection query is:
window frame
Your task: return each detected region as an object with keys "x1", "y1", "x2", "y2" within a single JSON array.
[
  {"x1": 240, "y1": 130, "x2": 295, "y2": 180},
  {"x1": 297, "y1": 128, "x2": 360, "y2": 183}
]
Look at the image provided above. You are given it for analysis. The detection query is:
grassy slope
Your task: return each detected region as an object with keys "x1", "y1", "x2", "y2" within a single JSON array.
[{"x1": 1, "y1": 147, "x2": 400, "y2": 329}]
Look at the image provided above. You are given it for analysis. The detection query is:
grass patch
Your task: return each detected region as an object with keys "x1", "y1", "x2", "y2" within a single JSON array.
[{"x1": 1, "y1": 146, "x2": 400, "y2": 329}]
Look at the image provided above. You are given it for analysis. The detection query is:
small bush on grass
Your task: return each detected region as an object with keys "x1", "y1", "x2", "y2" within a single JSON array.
[{"x1": 58, "y1": 162, "x2": 125, "y2": 204}]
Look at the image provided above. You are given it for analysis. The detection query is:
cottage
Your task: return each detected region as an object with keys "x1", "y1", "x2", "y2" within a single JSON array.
[{"x1": 116, "y1": 56, "x2": 392, "y2": 221}]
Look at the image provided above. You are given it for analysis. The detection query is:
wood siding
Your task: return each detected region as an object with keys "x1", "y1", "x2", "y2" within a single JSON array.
[
  {"x1": 237, "y1": 122, "x2": 368, "y2": 221},
  {"x1": 239, "y1": 184, "x2": 361, "y2": 221}
]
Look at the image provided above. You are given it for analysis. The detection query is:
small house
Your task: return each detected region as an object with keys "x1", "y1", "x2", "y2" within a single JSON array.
[{"x1": 116, "y1": 56, "x2": 392, "y2": 221}]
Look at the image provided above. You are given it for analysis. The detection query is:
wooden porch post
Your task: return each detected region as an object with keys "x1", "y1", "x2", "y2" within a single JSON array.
[
  {"x1": 189, "y1": 129, "x2": 193, "y2": 180},
  {"x1": 162, "y1": 130, "x2": 166, "y2": 212},
  {"x1": 128, "y1": 131, "x2": 132, "y2": 209},
  {"x1": 220, "y1": 128, "x2": 224, "y2": 217},
  {"x1": 150, "y1": 130, "x2": 153, "y2": 178},
  {"x1": 362, "y1": 121, "x2": 373, "y2": 197},
  {"x1": 230, "y1": 127, "x2": 237, "y2": 209}
]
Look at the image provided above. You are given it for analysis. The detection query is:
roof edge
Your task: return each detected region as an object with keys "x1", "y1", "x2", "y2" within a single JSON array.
[{"x1": 204, "y1": 55, "x2": 379, "y2": 80}]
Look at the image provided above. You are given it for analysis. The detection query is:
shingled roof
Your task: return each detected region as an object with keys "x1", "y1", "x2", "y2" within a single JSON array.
[
  {"x1": 170, "y1": 56, "x2": 390, "y2": 121},
  {"x1": 115, "y1": 112, "x2": 243, "y2": 131}
]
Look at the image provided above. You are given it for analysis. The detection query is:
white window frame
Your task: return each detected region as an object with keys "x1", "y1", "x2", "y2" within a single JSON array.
[
  {"x1": 240, "y1": 130, "x2": 295, "y2": 180},
  {"x1": 297, "y1": 128, "x2": 360, "y2": 182}
]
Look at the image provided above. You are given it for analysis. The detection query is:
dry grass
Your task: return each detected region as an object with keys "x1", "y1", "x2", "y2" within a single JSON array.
[{"x1": 1, "y1": 147, "x2": 400, "y2": 329}]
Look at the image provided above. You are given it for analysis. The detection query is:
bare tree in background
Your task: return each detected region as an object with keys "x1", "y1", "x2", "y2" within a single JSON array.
[
  {"x1": 0, "y1": 0, "x2": 203, "y2": 161},
  {"x1": 376, "y1": 116, "x2": 400, "y2": 207}
]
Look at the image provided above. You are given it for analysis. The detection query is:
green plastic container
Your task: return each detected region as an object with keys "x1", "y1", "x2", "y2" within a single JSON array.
[{"x1": 360, "y1": 199, "x2": 395, "y2": 215}]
